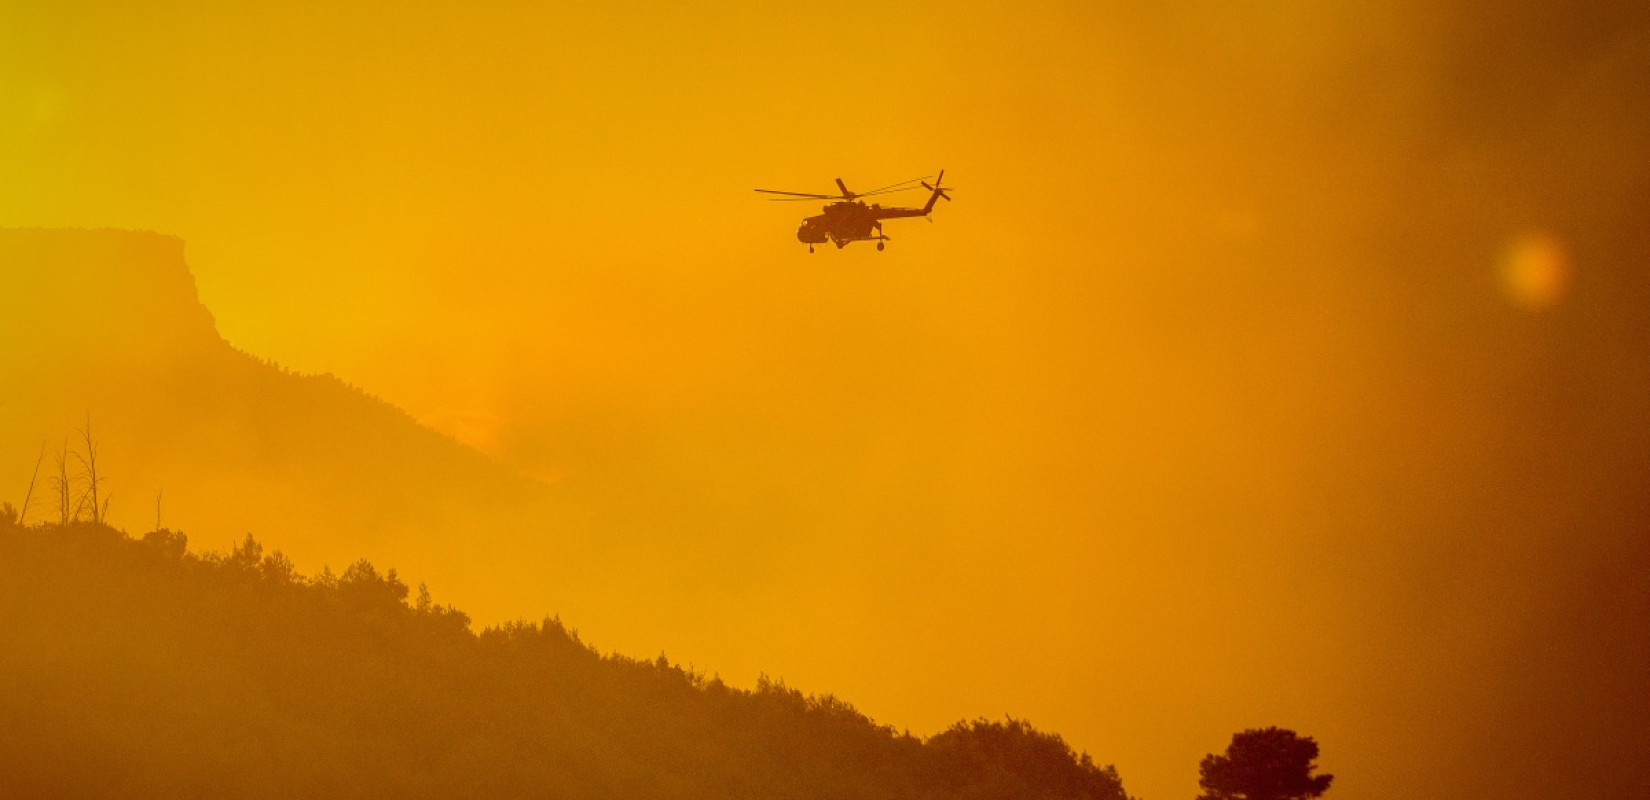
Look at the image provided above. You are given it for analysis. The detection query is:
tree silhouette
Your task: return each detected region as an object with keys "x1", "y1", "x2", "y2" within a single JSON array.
[
  {"x1": 0, "y1": 517, "x2": 1136, "y2": 800},
  {"x1": 1198, "y1": 727, "x2": 1333, "y2": 800},
  {"x1": 52, "y1": 438, "x2": 73, "y2": 525},
  {"x1": 18, "y1": 441, "x2": 44, "y2": 526},
  {"x1": 75, "y1": 413, "x2": 108, "y2": 524}
]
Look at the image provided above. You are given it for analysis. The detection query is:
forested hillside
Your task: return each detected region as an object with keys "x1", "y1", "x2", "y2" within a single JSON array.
[
  {"x1": 0, "y1": 228, "x2": 578, "y2": 626},
  {"x1": 0, "y1": 516, "x2": 1133, "y2": 800}
]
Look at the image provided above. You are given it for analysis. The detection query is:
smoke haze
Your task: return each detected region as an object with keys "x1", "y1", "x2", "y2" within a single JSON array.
[{"x1": 3, "y1": 3, "x2": 1647, "y2": 798}]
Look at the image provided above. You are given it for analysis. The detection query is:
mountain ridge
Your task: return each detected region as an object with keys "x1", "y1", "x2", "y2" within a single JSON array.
[
  {"x1": 0, "y1": 226, "x2": 509, "y2": 463},
  {"x1": 0, "y1": 517, "x2": 1137, "y2": 800},
  {"x1": 0, "y1": 227, "x2": 581, "y2": 624}
]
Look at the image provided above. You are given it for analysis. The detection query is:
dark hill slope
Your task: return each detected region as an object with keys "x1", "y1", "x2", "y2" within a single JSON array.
[
  {"x1": 0, "y1": 519, "x2": 1133, "y2": 800},
  {"x1": 0, "y1": 228, "x2": 584, "y2": 622}
]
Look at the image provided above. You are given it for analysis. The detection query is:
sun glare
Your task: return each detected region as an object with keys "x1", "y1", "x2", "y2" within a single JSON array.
[{"x1": 1500, "y1": 231, "x2": 1570, "y2": 310}]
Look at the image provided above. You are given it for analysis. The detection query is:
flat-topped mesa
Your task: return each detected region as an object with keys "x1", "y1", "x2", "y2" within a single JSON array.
[
  {"x1": 0, "y1": 227, "x2": 561, "y2": 614},
  {"x1": 0, "y1": 228, "x2": 224, "y2": 371}
]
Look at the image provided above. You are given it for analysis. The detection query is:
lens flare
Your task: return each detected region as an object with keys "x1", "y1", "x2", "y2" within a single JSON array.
[{"x1": 1500, "y1": 232, "x2": 1570, "y2": 310}]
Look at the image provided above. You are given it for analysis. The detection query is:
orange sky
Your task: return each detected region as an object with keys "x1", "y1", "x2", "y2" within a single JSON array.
[{"x1": 4, "y1": 2, "x2": 1648, "y2": 799}]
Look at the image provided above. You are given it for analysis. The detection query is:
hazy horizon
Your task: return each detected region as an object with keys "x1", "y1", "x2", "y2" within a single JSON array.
[{"x1": 4, "y1": 3, "x2": 1648, "y2": 799}]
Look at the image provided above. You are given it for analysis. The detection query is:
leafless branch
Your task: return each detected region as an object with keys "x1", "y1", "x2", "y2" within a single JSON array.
[
  {"x1": 76, "y1": 412, "x2": 104, "y2": 524},
  {"x1": 53, "y1": 439, "x2": 72, "y2": 526},
  {"x1": 19, "y1": 440, "x2": 45, "y2": 526}
]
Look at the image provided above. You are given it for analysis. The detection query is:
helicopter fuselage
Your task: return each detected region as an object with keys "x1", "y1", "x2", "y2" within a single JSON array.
[
  {"x1": 797, "y1": 200, "x2": 934, "y2": 249},
  {"x1": 758, "y1": 170, "x2": 949, "y2": 251}
]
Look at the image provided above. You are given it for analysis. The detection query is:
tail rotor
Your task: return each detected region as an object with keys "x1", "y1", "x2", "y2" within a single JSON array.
[{"x1": 920, "y1": 169, "x2": 951, "y2": 202}]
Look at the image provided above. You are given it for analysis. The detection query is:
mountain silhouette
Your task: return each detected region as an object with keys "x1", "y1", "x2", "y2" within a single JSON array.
[
  {"x1": 0, "y1": 228, "x2": 590, "y2": 622},
  {"x1": 0, "y1": 228, "x2": 1138, "y2": 800},
  {"x1": 0, "y1": 518, "x2": 1135, "y2": 800}
]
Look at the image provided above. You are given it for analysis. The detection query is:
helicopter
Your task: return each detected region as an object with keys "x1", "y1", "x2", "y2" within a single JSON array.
[{"x1": 756, "y1": 170, "x2": 951, "y2": 252}]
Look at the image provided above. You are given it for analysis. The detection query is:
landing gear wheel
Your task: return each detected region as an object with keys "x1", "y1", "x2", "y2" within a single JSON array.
[{"x1": 876, "y1": 241, "x2": 885, "y2": 251}]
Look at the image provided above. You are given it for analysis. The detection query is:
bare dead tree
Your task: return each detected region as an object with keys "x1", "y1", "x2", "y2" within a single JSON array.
[
  {"x1": 53, "y1": 439, "x2": 72, "y2": 526},
  {"x1": 74, "y1": 413, "x2": 107, "y2": 525},
  {"x1": 155, "y1": 489, "x2": 163, "y2": 533},
  {"x1": 19, "y1": 440, "x2": 45, "y2": 526}
]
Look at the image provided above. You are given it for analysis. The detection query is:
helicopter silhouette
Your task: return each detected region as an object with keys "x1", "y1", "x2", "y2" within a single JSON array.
[{"x1": 756, "y1": 170, "x2": 951, "y2": 252}]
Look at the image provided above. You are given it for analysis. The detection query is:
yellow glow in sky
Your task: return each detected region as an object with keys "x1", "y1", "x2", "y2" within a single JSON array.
[{"x1": 3, "y1": 3, "x2": 1648, "y2": 799}]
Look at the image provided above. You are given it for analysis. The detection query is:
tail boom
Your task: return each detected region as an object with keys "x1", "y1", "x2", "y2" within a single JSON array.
[{"x1": 873, "y1": 169, "x2": 950, "y2": 220}]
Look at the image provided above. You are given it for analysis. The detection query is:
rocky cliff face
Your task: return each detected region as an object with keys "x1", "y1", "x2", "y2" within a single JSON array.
[
  {"x1": 0, "y1": 229, "x2": 578, "y2": 624},
  {"x1": 0, "y1": 229, "x2": 222, "y2": 372}
]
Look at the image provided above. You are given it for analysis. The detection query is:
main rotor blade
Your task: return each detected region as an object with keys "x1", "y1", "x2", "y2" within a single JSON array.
[
  {"x1": 757, "y1": 173, "x2": 938, "y2": 202},
  {"x1": 767, "y1": 189, "x2": 914, "y2": 202},
  {"x1": 755, "y1": 188, "x2": 837, "y2": 199},
  {"x1": 857, "y1": 184, "x2": 926, "y2": 198},
  {"x1": 860, "y1": 176, "x2": 933, "y2": 195}
]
